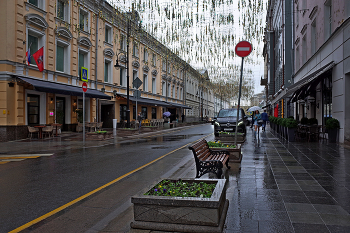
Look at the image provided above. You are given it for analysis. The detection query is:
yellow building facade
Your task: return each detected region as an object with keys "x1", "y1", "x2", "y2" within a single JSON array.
[{"x1": 0, "y1": 0, "x2": 190, "y2": 141}]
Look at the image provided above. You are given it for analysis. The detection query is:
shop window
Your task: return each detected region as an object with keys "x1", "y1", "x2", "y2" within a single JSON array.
[
  {"x1": 322, "y1": 76, "x2": 332, "y2": 125},
  {"x1": 120, "y1": 104, "x2": 127, "y2": 122},
  {"x1": 141, "y1": 107, "x2": 147, "y2": 119}
]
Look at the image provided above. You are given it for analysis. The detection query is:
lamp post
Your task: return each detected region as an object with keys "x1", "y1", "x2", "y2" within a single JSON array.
[{"x1": 115, "y1": 19, "x2": 131, "y2": 128}]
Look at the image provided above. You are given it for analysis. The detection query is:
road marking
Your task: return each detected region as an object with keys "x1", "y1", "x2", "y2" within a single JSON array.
[
  {"x1": 0, "y1": 154, "x2": 53, "y2": 164},
  {"x1": 9, "y1": 134, "x2": 211, "y2": 233}
]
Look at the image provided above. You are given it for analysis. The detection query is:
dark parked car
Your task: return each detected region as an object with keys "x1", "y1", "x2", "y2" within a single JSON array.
[{"x1": 213, "y1": 108, "x2": 248, "y2": 136}]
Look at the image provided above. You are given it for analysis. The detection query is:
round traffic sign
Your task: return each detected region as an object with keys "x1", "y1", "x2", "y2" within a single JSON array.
[
  {"x1": 82, "y1": 82, "x2": 87, "y2": 92},
  {"x1": 235, "y1": 41, "x2": 252, "y2": 57}
]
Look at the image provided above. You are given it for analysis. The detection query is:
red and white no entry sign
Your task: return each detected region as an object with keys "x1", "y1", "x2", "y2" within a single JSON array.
[
  {"x1": 235, "y1": 41, "x2": 252, "y2": 57},
  {"x1": 82, "y1": 82, "x2": 87, "y2": 92}
]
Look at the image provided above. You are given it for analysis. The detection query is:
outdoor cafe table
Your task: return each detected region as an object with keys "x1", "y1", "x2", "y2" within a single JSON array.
[{"x1": 34, "y1": 125, "x2": 45, "y2": 139}]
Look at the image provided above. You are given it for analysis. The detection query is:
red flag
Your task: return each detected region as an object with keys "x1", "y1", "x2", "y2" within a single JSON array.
[{"x1": 33, "y1": 47, "x2": 44, "y2": 72}]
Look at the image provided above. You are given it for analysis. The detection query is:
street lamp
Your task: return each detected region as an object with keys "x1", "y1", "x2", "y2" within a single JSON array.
[{"x1": 115, "y1": 19, "x2": 131, "y2": 128}]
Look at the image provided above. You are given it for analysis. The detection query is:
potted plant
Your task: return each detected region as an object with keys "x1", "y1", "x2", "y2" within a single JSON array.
[
  {"x1": 285, "y1": 118, "x2": 298, "y2": 142},
  {"x1": 300, "y1": 117, "x2": 308, "y2": 125},
  {"x1": 208, "y1": 141, "x2": 242, "y2": 162},
  {"x1": 131, "y1": 178, "x2": 228, "y2": 232},
  {"x1": 308, "y1": 118, "x2": 318, "y2": 125},
  {"x1": 326, "y1": 118, "x2": 340, "y2": 143}
]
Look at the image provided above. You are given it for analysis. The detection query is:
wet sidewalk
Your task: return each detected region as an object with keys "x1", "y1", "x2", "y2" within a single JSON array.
[{"x1": 223, "y1": 126, "x2": 350, "y2": 233}]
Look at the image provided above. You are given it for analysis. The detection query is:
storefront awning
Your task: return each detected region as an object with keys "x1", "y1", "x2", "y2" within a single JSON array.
[
  {"x1": 166, "y1": 102, "x2": 192, "y2": 109},
  {"x1": 271, "y1": 61, "x2": 335, "y2": 105},
  {"x1": 117, "y1": 94, "x2": 170, "y2": 107},
  {"x1": 17, "y1": 77, "x2": 111, "y2": 99}
]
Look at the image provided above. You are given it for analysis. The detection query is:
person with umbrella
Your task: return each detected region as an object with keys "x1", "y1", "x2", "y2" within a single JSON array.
[{"x1": 252, "y1": 110, "x2": 262, "y2": 138}]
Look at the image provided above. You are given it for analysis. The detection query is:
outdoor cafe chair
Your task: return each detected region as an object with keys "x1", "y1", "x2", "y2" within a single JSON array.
[
  {"x1": 42, "y1": 126, "x2": 53, "y2": 138},
  {"x1": 28, "y1": 126, "x2": 39, "y2": 139}
]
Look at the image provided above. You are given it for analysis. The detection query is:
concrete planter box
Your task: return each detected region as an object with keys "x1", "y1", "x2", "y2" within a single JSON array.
[
  {"x1": 210, "y1": 144, "x2": 242, "y2": 163},
  {"x1": 215, "y1": 133, "x2": 245, "y2": 143},
  {"x1": 117, "y1": 128, "x2": 139, "y2": 136},
  {"x1": 86, "y1": 132, "x2": 113, "y2": 140},
  {"x1": 141, "y1": 126, "x2": 158, "y2": 132},
  {"x1": 131, "y1": 178, "x2": 228, "y2": 233}
]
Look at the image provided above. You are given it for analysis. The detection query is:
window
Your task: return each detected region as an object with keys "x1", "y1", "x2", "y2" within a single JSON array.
[
  {"x1": 28, "y1": 0, "x2": 44, "y2": 9},
  {"x1": 105, "y1": 24, "x2": 112, "y2": 44},
  {"x1": 141, "y1": 107, "x2": 147, "y2": 119},
  {"x1": 120, "y1": 67, "x2": 126, "y2": 87},
  {"x1": 143, "y1": 74, "x2": 148, "y2": 91},
  {"x1": 152, "y1": 53, "x2": 156, "y2": 66},
  {"x1": 162, "y1": 59, "x2": 166, "y2": 71},
  {"x1": 120, "y1": 34, "x2": 126, "y2": 51},
  {"x1": 143, "y1": 48, "x2": 148, "y2": 62},
  {"x1": 311, "y1": 20, "x2": 316, "y2": 55},
  {"x1": 180, "y1": 87, "x2": 183, "y2": 100},
  {"x1": 133, "y1": 70, "x2": 138, "y2": 88},
  {"x1": 28, "y1": 35, "x2": 39, "y2": 65},
  {"x1": 56, "y1": 45, "x2": 64, "y2": 72},
  {"x1": 29, "y1": 0, "x2": 38, "y2": 6},
  {"x1": 177, "y1": 87, "x2": 179, "y2": 99},
  {"x1": 78, "y1": 50, "x2": 88, "y2": 79},
  {"x1": 57, "y1": 0, "x2": 69, "y2": 21},
  {"x1": 162, "y1": 81, "x2": 166, "y2": 96},
  {"x1": 167, "y1": 63, "x2": 171, "y2": 73},
  {"x1": 296, "y1": 46, "x2": 300, "y2": 70},
  {"x1": 56, "y1": 39, "x2": 70, "y2": 73},
  {"x1": 322, "y1": 76, "x2": 332, "y2": 125},
  {"x1": 120, "y1": 104, "x2": 127, "y2": 122},
  {"x1": 152, "y1": 76, "x2": 156, "y2": 94},
  {"x1": 152, "y1": 108, "x2": 157, "y2": 119},
  {"x1": 324, "y1": 0, "x2": 332, "y2": 40},
  {"x1": 302, "y1": 35, "x2": 307, "y2": 65},
  {"x1": 133, "y1": 42, "x2": 139, "y2": 57},
  {"x1": 104, "y1": 59, "x2": 112, "y2": 83},
  {"x1": 172, "y1": 85, "x2": 175, "y2": 98},
  {"x1": 168, "y1": 83, "x2": 171, "y2": 97},
  {"x1": 79, "y1": 9, "x2": 89, "y2": 32}
]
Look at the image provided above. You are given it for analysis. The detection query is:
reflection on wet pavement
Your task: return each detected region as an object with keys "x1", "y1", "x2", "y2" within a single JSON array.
[{"x1": 225, "y1": 126, "x2": 350, "y2": 233}]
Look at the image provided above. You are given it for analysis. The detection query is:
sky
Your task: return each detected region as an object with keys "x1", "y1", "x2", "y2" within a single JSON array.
[{"x1": 107, "y1": 0, "x2": 267, "y2": 96}]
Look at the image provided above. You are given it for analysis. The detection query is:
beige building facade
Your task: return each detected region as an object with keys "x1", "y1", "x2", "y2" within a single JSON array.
[{"x1": 0, "y1": 0, "x2": 194, "y2": 141}]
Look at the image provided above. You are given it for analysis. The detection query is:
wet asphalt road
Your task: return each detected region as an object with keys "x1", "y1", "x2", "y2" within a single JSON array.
[{"x1": 0, "y1": 124, "x2": 213, "y2": 233}]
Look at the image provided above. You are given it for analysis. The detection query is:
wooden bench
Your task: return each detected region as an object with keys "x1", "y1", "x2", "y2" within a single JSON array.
[{"x1": 188, "y1": 139, "x2": 230, "y2": 178}]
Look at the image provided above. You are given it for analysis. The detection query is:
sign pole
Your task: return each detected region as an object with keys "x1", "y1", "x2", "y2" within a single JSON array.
[
  {"x1": 234, "y1": 57, "x2": 244, "y2": 146},
  {"x1": 83, "y1": 91, "x2": 85, "y2": 146}
]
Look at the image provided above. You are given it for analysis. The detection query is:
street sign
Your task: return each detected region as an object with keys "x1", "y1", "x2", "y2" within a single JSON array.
[
  {"x1": 133, "y1": 77, "x2": 143, "y2": 89},
  {"x1": 134, "y1": 90, "x2": 141, "y2": 99},
  {"x1": 235, "y1": 41, "x2": 252, "y2": 57},
  {"x1": 82, "y1": 82, "x2": 87, "y2": 92},
  {"x1": 81, "y1": 67, "x2": 88, "y2": 82}
]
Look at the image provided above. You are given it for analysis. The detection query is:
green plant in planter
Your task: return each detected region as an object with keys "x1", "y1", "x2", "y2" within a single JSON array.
[
  {"x1": 326, "y1": 118, "x2": 340, "y2": 129},
  {"x1": 276, "y1": 118, "x2": 283, "y2": 125},
  {"x1": 144, "y1": 179, "x2": 216, "y2": 198},
  {"x1": 288, "y1": 116, "x2": 294, "y2": 119},
  {"x1": 94, "y1": 130, "x2": 107, "y2": 134},
  {"x1": 300, "y1": 117, "x2": 308, "y2": 125},
  {"x1": 281, "y1": 118, "x2": 288, "y2": 127},
  {"x1": 308, "y1": 118, "x2": 318, "y2": 125},
  {"x1": 207, "y1": 141, "x2": 236, "y2": 148},
  {"x1": 285, "y1": 118, "x2": 298, "y2": 128}
]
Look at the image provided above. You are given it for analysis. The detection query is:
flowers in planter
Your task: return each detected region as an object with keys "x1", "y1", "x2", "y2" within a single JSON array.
[
  {"x1": 94, "y1": 130, "x2": 107, "y2": 134},
  {"x1": 144, "y1": 179, "x2": 216, "y2": 198},
  {"x1": 207, "y1": 141, "x2": 236, "y2": 148}
]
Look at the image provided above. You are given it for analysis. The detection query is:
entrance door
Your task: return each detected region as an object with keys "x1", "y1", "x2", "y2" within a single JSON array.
[
  {"x1": 56, "y1": 97, "x2": 65, "y2": 129},
  {"x1": 101, "y1": 104, "x2": 114, "y2": 128},
  {"x1": 27, "y1": 94, "x2": 40, "y2": 125}
]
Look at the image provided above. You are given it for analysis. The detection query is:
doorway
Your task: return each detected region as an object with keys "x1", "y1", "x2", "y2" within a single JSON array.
[
  {"x1": 27, "y1": 94, "x2": 40, "y2": 125},
  {"x1": 101, "y1": 103, "x2": 114, "y2": 128},
  {"x1": 56, "y1": 97, "x2": 65, "y2": 129}
]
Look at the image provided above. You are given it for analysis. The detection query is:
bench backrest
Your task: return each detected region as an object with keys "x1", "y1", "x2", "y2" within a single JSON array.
[{"x1": 189, "y1": 139, "x2": 212, "y2": 162}]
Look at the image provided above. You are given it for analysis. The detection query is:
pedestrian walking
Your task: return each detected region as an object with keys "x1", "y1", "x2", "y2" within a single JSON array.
[
  {"x1": 261, "y1": 110, "x2": 268, "y2": 131},
  {"x1": 250, "y1": 111, "x2": 255, "y2": 128},
  {"x1": 137, "y1": 112, "x2": 142, "y2": 130},
  {"x1": 253, "y1": 110, "x2": 262, "y2": 138}
]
